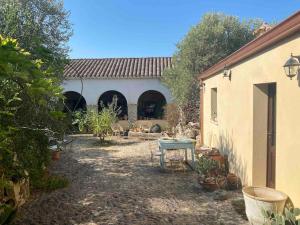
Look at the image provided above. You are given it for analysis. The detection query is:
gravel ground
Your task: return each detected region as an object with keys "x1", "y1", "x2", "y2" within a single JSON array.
[{"x1": 13, "y1": 135, "x2": 248, "y2": 225}]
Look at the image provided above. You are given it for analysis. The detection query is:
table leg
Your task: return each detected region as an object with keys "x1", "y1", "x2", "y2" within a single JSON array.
[
  {"x1": 191, "y1": 146, "x2": 195, "y2": 169},
  {"x1": 160, "y1": 147, "x2": 164, "y2": 169},
  {"x1": 185, "y1": 148, "x2": 188, "y2": 162}
]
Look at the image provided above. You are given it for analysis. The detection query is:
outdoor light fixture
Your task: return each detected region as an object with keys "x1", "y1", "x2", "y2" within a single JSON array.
[
  {"x1": 223, "y1": 65, "x2": 231, "y2": 80},
  {"x1": 200, "y1": 82, "x2": 206, "y2": 90},
  {"x1": 283, "y1": 53, "x2": 300, "y2": 80}
]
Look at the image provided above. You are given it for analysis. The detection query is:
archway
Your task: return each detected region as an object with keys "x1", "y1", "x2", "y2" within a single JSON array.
[
  {"x1": 137, "y1": 90, "x2": 166, "y2": 120},
  {"x1": 98, "y1": 91, "x2": 128, "y2": 120},
  {"x1": 63, "y1": 91, "x2": 87, "y2": 112}
]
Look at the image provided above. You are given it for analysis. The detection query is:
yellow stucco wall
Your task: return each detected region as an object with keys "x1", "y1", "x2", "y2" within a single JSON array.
[{"x1": 202, "y1": 33, "x2": 300, "y2": 207}]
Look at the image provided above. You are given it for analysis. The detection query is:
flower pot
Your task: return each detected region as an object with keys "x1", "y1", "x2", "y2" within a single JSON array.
[
  {"x1": 227, "y1": 173, "x2": 239, "y2": 190},
  {"x1": 216, "y1": 176, "x2": 227, "y2": 189},
  {"x1": 52, "y1": 151, "x2": 60, "y2": 160},
  {"x1": 242, "y1": 186, "x2": 288, "y2": 225},
  {"x1": 199, "y1": 177, "x2": 219, "y2": 192}
]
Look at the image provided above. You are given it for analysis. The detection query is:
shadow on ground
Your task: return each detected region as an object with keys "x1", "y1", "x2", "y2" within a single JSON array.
[{"x1": 13, "y1": 135, "x2": 248, "y2": 225}]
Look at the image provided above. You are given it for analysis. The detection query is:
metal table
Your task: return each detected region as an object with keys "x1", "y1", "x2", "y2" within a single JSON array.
[{"x1": 158, "y1": 138, "x2": 196, "y2": 170}]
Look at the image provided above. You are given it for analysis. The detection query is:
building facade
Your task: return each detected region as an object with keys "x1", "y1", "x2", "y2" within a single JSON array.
[
  {"x1": 62, "y1": 57, "x2": 173, "y2": 123},
  {"x1": 199, "y1": 11, "x2": 300, "y2": 207}
]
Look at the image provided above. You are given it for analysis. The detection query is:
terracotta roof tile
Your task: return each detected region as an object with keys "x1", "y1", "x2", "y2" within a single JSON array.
[{"x1": 64, "y1": 57, "x2": 172, "y2": 79}]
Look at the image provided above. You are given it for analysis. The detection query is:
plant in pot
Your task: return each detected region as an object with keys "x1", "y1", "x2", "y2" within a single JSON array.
[
  {"x1": 262, "y1": 207, "x2": 300, "y2": 225},
  {"x1": 195, "y1": 155, "x2": 220, "y2": 191}
]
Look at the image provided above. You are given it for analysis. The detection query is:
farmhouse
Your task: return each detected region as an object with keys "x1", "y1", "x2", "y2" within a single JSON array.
[
  {"x1": 62, "y1": 57, "x2": 173, "y2": 125},
  {"x1": 199, "y1": 11, "x2": 300, "y2": 206}
]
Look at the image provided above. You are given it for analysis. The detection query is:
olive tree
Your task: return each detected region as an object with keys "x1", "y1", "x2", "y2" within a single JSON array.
[
  {"x1": 0, "y1": 0, "x2": 72, "y2": 76},
  {"x1": 163, "y1": 13, "x2": 262, "y2": 122}
]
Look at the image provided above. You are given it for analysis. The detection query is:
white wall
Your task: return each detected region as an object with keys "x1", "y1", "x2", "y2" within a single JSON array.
[{"x1": 62, "y1": 78, "x2": 172, "y2": 105}]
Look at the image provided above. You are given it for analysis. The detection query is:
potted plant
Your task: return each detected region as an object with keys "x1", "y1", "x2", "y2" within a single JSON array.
[
  {"x1": 227, "y1": 173, "x2": 240, "y2": 190},
  {"x1": 50, "y1": 145, "x2": 61, "y2": 161},
  {"x1": 242, "y1": 186, "x2": 288, "y2": 225},
  {"x1": 262, "y1": 207, "x2": 300, "y2": 225},
  {"x1": 196, "y1": 155, "x2": 220, "y2": 191}
]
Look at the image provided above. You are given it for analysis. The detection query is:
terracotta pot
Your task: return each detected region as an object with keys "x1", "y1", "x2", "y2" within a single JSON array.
[
  {"x1": 227, "y1": 173, "x2": 238, "y2": 183},
  {"x1": 227, "y1": 173, "x2": 239, "y2": 190},
  {"x1": 199, "y1": 177, "x2": 219, "y2": 192},
  {"x1": 52, "y1": 151, "x2": 60, "y2": 160},
  {"x1": 217, "y1": 176, "x2": 227, "y2": 189},
  {"x1": 210, "y1": 154, "x2": 224, "y2": 162}
]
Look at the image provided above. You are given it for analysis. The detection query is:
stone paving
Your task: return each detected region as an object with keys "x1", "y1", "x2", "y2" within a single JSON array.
[{"x1": 14, "y1": 135, "x2": 248, "y2": 225}]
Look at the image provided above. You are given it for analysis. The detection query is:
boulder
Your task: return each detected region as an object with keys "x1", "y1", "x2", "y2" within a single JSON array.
[{"x1": 150, "y1": 124, "x2": 161, "y2": 133}]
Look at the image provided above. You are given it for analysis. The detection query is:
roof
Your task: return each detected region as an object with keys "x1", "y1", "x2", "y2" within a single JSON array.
[
  {"x1": 64, "y1": 57, "x2": 172, "y2": 79},
  {"x1": 199, "y1": 10, "x2": 300, "y2": 80}
]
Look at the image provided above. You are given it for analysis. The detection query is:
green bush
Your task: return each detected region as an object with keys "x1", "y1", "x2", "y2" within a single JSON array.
[
  {"x1": 0, "y1": 36, "x2": 67, "y2": 189},
  {"x1": 34, "y1": 175, "x2": 69, "y2": 191},
  {"x1": 71, "y1": 97, "x2": 119, "y2": 140}
]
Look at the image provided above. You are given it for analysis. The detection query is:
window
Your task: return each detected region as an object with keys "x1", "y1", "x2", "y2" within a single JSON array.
[{"x1": 211, "y1": 88, "x2": 218, "y2": 121}]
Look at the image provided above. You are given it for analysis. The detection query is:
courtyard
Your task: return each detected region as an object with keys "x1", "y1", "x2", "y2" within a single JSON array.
[{"x1": 14, "y1": 136, "x2": 247, "y2": 225}]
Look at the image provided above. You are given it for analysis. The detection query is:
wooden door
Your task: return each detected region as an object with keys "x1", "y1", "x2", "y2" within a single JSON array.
[{"x1": 267, "y1": 83, "x2": 276, "y2": 188}]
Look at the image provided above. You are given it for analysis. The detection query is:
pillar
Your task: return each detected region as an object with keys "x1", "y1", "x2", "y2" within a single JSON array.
[{"x1": 128, "y1": 104, "x2": 137, "y2": 122}]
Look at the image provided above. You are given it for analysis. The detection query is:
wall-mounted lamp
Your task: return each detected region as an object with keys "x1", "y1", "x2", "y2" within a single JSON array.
[
  {"x1": 200, "y1": 82, "x2": 206, "y2": 90},
  {"x1": 283, "y1": 54, "x2": 300, "y2": 80},
  {"x1": 223, "y1": 65, "x2": 231, "y2": 80}
]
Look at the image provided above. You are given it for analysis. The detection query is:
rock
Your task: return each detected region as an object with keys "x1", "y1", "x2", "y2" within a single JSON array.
[
  {"x1": 150, "y1": 124, "x2": 161, "y2": 133},
  {"x1": 213, "y1": 190, "x2": 231, "y2": 201},
  {"x1": 183, "y1": 128, "x2": 198, "y2": 139}
]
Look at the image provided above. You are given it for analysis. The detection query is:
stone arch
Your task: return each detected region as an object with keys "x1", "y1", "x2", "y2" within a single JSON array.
[
  {"x1": 98, "y1": 90, "x2": 128, "y2": 120},
  {"x1": 63, "y1": 91, "x2": 87, "y2": 112},
  {"x1": 137, "y1": 90, "x2": 167, "y2": 120}
]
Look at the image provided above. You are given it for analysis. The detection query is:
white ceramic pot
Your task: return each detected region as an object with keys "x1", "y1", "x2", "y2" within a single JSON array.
[{"x1": 242, "y1": 186, "x2": 288, "y2": 225}]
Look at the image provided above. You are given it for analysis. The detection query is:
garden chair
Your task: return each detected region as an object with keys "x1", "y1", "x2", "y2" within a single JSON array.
[
  {"x1": 149, "y1": 141, "x2": 163, "y2": 166},
  {"x1": 167, "y1": 150, "x2": 186, "y2": 172}
]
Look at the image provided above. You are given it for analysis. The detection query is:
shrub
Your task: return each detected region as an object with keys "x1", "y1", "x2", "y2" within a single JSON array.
[
  {"x1": 165, "y1": 104, "x2": 180, "y2": 132},
  {"x1": 34, "y1": 175, "x2": 69, "y2": 191},
  {"x1": 0, "y1": 36, "x2": 66, "y2": 189}
]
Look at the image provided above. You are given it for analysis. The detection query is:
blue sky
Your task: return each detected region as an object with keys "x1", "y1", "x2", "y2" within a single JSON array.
[{"x1": 64, "y1": 0, "x2": 300, "y2": 59}]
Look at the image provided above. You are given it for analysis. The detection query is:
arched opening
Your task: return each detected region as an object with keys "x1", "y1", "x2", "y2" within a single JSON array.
[
  {"x1": 98, "y1": 91, "x2": 128, "y2": 120},
  {"x1": 138, "y1": 90, "x2": 166, "y2": 120},
  {"x1": 63, "y1": 91, "x2": 87, "y2": 112}
]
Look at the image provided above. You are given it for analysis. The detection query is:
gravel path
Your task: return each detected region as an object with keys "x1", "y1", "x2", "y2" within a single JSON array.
[{"x1": 14, "y1": 135, "x2": 248, "y2": 225}]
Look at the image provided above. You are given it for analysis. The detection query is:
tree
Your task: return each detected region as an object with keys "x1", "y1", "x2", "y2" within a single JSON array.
[
  {"x1": 0, "y1": 0, "x2": 72, "y2": 77},
  {"x1": 163, "y1": 13, "x2": 262, "y2": 123},
  {"x1": 0, "y1": 35, "x2": 65, "y2": 187}
]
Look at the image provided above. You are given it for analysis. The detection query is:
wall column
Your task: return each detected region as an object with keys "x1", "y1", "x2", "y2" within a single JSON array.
[
  {"x1": 87, "y1": 105, "x2": 98, "y2": 112},
  {"x1": 128, "y1": 104, "x2": 137, "y2": 122}
]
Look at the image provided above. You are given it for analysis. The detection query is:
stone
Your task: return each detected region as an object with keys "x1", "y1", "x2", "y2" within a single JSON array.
[
  {"x1": 213, "y1": 190, "x2": 231, "y2": 201},
  {"x1": 150, "y1": 124, "x2": 161, "y2": 133},
  {"x1": 183, "y1": 127, "x2": 198, "y2": 139}
]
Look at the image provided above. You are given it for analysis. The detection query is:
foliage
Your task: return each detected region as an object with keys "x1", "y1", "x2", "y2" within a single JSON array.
[
  {"x1": 262, "y1": 207, "x2": 300, "y2": 225},
  {"x1": 0, "y1": 0, "x2": 72, "y2": 77},
  {"x1": 165, "y1": 104, "x2": 180, "y2": 132},
  {"x1": 34, "y1": 175, "x2": 69, "y2": 191},
  {"x1": 88, "y1": 108, "x2": 117, "y2": 141},
  {"x1": 162, "y1": 13, "x2": 263, "y2": 122},
  {"x1": 0, "y1": 203, "x2": 16, "y2": 225},
  {"x1": 0, "y1": 36, "x2": 65, "y2": 188},
  {"x1": 72, "y1": 110, "x2": 89, "y2": 133},
  {"x1": 196, "y1": 155, "x2": 219, "y2": 177},
  {"x1": 72, "y1": 96, "x2": 120, "y2": 139}
]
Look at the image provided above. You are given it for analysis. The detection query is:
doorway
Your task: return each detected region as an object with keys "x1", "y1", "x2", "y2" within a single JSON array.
[
  {"x1": 252, "y1": 83, "x2": 276, "y2": 188},
  {"x1": 266, "y1": 83, "x2": 276, "y2": 188}
]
